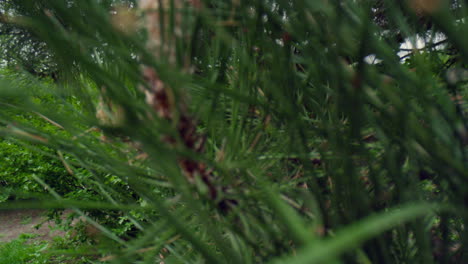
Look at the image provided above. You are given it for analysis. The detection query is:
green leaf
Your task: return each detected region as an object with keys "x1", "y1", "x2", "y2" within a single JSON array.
[{"x1": 271, "y1": 203, "x2": 441, "y2": 264}]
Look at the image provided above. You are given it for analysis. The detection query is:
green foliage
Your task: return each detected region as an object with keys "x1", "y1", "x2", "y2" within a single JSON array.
[
  {"x1": 0, "y1": 234, "x2": 105, "y2": 264},
  {"x1": 0, "y1": 0, "x2": 467, "y2": 263},
  {"x1": 0, "y1": 139, "x2": 70, "y2": 199},
  {"x1": 0, "y1": 236, "x2": 48, "y2": 264}
]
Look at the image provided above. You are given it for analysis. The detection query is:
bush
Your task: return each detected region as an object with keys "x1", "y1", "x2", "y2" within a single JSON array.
[{"x1": 0, "y1": 0, "x2": 467, "y2": 263}]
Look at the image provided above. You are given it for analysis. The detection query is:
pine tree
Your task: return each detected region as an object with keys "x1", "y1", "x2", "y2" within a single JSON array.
[{"x1": 0, "y1": 0, "x2": 467, "y2": 263}]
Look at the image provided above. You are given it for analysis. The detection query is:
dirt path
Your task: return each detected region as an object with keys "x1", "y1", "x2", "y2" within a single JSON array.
[{"x1": 0, "y1": 209, "x2": 68, "y2": 243}]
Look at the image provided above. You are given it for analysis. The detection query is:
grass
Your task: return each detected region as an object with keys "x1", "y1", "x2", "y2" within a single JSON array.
[
  {"x1": 0, "y1": 0, "x2": 467, "y2": 263},
  {"x1": 0, "y1": 234, "x2": 106, "y2": 264},
  {"x1": 20, "y1": 216, "x2": 33, "y2": 225},
  {"x1": 0, "y1": 237, "x2": 48, "y2": 264}
]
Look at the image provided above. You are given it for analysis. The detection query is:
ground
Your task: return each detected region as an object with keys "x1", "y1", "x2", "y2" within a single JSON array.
[{"x1": 0, "y1": 209, "x2": 67, "y2": 243}]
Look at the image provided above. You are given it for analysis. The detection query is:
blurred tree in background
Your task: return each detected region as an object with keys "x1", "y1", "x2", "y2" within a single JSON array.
[{"x1": 0, "y1": 0, "x2": 58, "y2": 78}]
